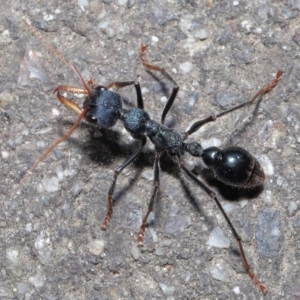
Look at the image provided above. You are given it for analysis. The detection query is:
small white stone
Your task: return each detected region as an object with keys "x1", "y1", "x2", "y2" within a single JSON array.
[
  {"x1": 223, "y1": 203, "x2": 236, "y2": 214},
  {"x1": 43, "y1": 14, "x2": 54, "y2": 21},
  {"x1": 1, "y1": 151, "x2": 9, "y2": 159},
  {"x1": 233, "y1": 0, "x2": 239, "y2": 6},
  {"x1": 88, "y1": 240, "x2": 105, "y2": 256},
  {"x1": 210, "y1": 262, "x2": 232, "y2": 282},
  {"x1": 201, "y1": 137, "x2": 222, "y2": 149},
  {"x1": 288, "y1": 201, "x2": 298, "y2": 215},
  {"x1": 149, "y1": 227, "x2": 158, "y2": 243},
  {"x1": 183, "y1": 159, "x2": 196, "y2": 171},
  {"x1": 42, "y1": 177, "x2": 59, "y2": 192},
  {"x1": 6, "y1": 248, "x2": 19, "y2": 263},
  {"x1": 29, "y1": 273, "x2": 44, "y2": 288},
  {"x1": 130, "y1": 244, "x2": 141, "y2": 260},
  {"x1": 141, "y1": 87, "x2": 149, "y2": 94},
  {"x1": 159, "y1": 283, "x2": 175, "y2": 296},
  {"x1": 206, "y1": 226, "x2": 230, "y2": 248},
  {"x1": 151, "y1": 36, "x2": 159, "y2": 43},
  {"x1": 64, "y1": 169, "x2": 77, "y2": 177},
  {"x1": 179, "y1": 62, "x2": 193, "y2": 74},
  {"x1": 36, "y1": 140, "x2": 46, "y2": 148},
  {"x1": 34, "y1": 231, "x2": 49, "y2": 250},
  {"x1": 78, "y1": 0, "x2": 88, "y2": 7},
  {"x1": 258, "y1": 154, "x2": 274, "y2": 176},
  {"x1": 196, "y1": 29, "x2": 208, "y2": 40},
  {"x1": 232, "y1": 286, "x2": 240, "y2": 294},
  {"x1": 52, "y1": 108, "x2": 60, "y2": 116},
  {"x1": 141, "y1": 169, "x2": 154, "y2": 181},
  {"x1": 55, "y1": 166, "x2": 64, "y2": 182},
  {"x1": 26, "y1": 223, "x2": 32, "y2": 232},
  {"x1": 36, "y1": 127, "x2": 52, "y2": 135},
  {"x1": 161, "y1": 96, "x2": 167, "y2": 103},
  {"x1": 239, "y1": 200, "x2": 248, "y2": 208}
]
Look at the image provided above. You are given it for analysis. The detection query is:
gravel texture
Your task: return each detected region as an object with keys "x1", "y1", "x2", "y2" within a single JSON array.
[{"x1": 0, "y1": 1, "x2": 299, "y2": 299}]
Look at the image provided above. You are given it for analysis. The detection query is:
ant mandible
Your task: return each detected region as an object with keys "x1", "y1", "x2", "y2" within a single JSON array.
[{"x1": 24, "y1": 20, "x2": 282, "y2": 295}]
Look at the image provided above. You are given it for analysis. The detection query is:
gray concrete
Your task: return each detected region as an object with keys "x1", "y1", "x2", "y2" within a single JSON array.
[{"x1": 0, "y1": 1, "x2": 299, "y2": 299}]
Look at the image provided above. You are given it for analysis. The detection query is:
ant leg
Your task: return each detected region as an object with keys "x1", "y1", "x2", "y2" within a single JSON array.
[
  {"x1": 140, "y1": 44, "x2": 179, "y2": 124},
  {"x1": 23, "y1": 107, "x2": 90, "y2": 179},
  {"x1": 174, "y1": 156, "x2": 268, "y2": 295},
  {"x1": 137, "y1": 152, "x2": 160, "y2": 246},
  {"x1": 185, "y1": 70, "x2": 282, "y2": 139},
  {"x1": 106, "y1": 81, "x2": 144, "y2": 109},
  {"x1": 101, "y1": 138, "x2": 147, "y2": 230}
]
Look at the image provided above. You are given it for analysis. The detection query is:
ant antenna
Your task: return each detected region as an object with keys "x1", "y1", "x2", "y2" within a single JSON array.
[{"x1": 23, "y1": 19, "x2": 92, "y2": 96}]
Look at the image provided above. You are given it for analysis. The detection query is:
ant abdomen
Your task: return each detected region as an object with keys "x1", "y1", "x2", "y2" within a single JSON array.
[{"x1": 202, "y1": 146, "x2": 265, "y2": 188}]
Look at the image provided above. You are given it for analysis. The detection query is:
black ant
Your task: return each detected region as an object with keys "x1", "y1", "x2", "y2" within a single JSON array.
[{"x1": 23, "y1": 20, "x2": 282, "y2": 295}]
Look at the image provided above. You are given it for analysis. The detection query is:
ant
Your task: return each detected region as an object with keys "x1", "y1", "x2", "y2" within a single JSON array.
[{"x1": 23, "y1": 20, "x2": 282, "y2": 295}]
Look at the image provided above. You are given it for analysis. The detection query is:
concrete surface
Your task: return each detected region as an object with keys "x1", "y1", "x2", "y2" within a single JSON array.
[{"x1": 0, "y1": 1, "x2": 299, "y2": 299}]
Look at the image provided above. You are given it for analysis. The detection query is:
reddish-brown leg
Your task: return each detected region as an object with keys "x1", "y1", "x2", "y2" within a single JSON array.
[
  {"x1": 101, "y1": 138, "x2": 147, "y2": 230},
  {"x1": 137, "y1": 152, "x2": 160, "y2": 246},
  {"x1": 140, "y1": 45, "x2": 179, "y2": 124},
  {"x1": 176, "y1": 156, "x2": 268, "y2": 295}
]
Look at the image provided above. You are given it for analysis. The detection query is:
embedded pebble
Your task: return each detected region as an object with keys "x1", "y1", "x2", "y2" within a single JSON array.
[
  {"x1": 36, "y1": 140, "x2": 46, "y2": 148},
  {"x1": 88, "y1": 240, "x2": 105, "y2": 256},
  {"x1": 6, "y1": 248, "x2": 19, "y2": 264},
  {"x1": 239, "y1": 200, "x2": 248, "y2": 208},
  {"x1": 29, "y1": 273, "x2": 44, "y2": 288},
  {"x1": 38, "y1": 249, "x2": 52, "y2": 265},
  {"x1": 159, "y1": 283, "x2": 175, "y2": 296},
  {"x1": 149, "y1": 227, "x2": 158, "y2": 243},
  {"x1": 163, "y1": 215, "x2": 191, "y2": 237},
  {"x1": 52, "y1": 108, "x2": 59, "y2": 116},
  {"x1": 256, "y1": 210, "x2": 281, "y2": 258},
  {"x1": 179, "y1": 62, "x2": 193, "y2": 74},
  {"x1": 1, "y1": 151, "x2": 9, "y2": 159},
  {"x1": 215, "y1": 93, "x2": 236, "y2": 109},
  {"x1": 183, "y1": 159, "x2": 196, "y2": 171},
  {"x1": 232, "y1": 286, "x2": 240, "y2": 294},
  {"x1": 99, "y1": 19, "x2": 111, "y2": 29},
  {"x1": 78, "y1": 0, "x2": 88, "y2": 7},
  {"x1": 71, "y1": 181, "x2": 82, "y2": 197},
  {"x1": 223, "y1": 203, "x2": 237, "y2": 214},
  {"x1": 141, "y1": 169, "x2": 154, "y2": 181},
  {"x1": 206, "y1": 226, "x2": 230, "y2": 248},
  {"x1": 209, "y1": 262, "x2": 232, "y2": 282},
  {"x1": 26, "y1": 223, "x2": 32, "y2": 232},
  {"x1": 196, "y1": 29, "x2": 208, "y2": 40},
  {"x1": 15, "y1": 135, "x2": 23, "y2": 145},
  {"x1": 34, "y1": 231, "x2": 50, "y2": 250},
  {"x1": 36, "y1": 127, "x2": 52, "y2": 135},
  {"x1": 201, "y1": 137, "x2": 222, "y2": 149},
  {"x1": 16, "y1": 283, "x2": 29, "y2": 295},
  {"x1": 258, "y1": 154, "x2": 274, "y2": 176},
  {"x1": 117, "y1": 0, "x2": 127, "y2": 5},
  {"x1": 55, "y1": 165, "x2": 64, "y2": 181},
  {"x1": 64, "y1": 169, "x2": 77, "y2": 177},
  {"x1": 288, "y1": 201, "x2": 298, "y2": 216},
  {"x1": 105, "y1": 27, "x2": 116, "y2": 38},
  {"x1": 130, "y1": 244, "x2": 141, "y2": 261},
  {"x1": 42, "y1": 177, "x2": 59, "y2": 192}
]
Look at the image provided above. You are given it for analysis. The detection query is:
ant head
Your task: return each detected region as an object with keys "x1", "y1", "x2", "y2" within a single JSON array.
[{"x1": 83, "y1": 88, "x2": 122, "y2": 128}]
